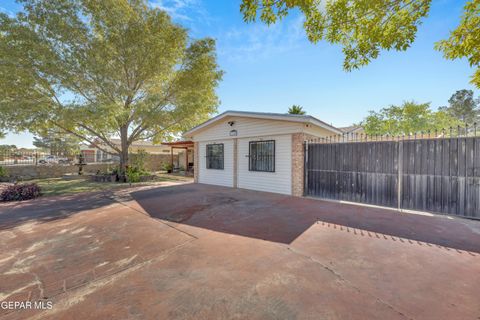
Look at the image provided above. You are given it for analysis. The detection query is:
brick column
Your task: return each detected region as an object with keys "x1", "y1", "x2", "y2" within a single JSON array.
[
  {"x1": 291, "y1": 133, "x2": 305, "y2": 197},
  {"x1": 193, "y1": 142, "x2": 199, "y2": 183}
]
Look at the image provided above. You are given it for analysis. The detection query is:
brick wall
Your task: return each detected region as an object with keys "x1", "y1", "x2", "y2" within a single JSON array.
[
  {"x1": 4, "y1": 163, "x2": 113, "y2": 181},
  {"x1": 291, "y1": 133, "x2": 305, "y2": 197},
  {"x1": 130, "y1": 153, "x2": 177, "y2": 172},
  {"x1": 2, "y1": 154, "x2": 178, "y2": 181},
  {"x1": 291, "y1": 133, "x2": 318, "y2": 197}
]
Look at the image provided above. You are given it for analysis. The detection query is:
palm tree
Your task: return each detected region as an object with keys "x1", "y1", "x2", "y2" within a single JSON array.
[{"x1": 288, "y1": 105, "x2": 306, "y2": 115}]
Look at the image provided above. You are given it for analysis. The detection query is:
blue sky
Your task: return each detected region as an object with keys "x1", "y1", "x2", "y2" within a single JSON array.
[{"x1": 1, "y1": 0, "x2": 478, "y2": 147}]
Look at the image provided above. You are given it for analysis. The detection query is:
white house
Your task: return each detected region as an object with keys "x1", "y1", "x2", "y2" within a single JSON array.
[
  {"x1": 79, "y1": 139, "x2": 188, "y2": 167},
  {"x1": 184, "y1": 111, "x2": 341, "y2": 196}
]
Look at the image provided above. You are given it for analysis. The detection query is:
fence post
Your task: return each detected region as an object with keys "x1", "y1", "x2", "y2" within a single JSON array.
[{"x1": 397, "y1": 141, "x2": 403, "y2": 212}]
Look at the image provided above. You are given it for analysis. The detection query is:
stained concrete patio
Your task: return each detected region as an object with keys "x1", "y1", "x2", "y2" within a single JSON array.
[{"x1": 1, "y1": 182, "x2": 479, "y2": 319}]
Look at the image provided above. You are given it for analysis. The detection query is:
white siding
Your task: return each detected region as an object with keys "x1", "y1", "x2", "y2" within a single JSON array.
[
  {"x1": 303, "y1": 123, "x2": 337, "y2": 138},
  {"x1": 193, "y1": 116, "x2": 303, "y2": 142},
  {"x1": 237, "y1": 134, "x2": 292, "y2": 195},
  {"x1": 198, "y1": 140, "x2": 234, "y2": 187}
]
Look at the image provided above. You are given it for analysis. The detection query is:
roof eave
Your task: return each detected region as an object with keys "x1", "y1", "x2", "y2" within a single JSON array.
[
  {"x1": 183, "y1": 111, "x2": 342, "y2": 137},
  {"x1": 306, "y1": 118, "x2": 343, "y2": 135},
  {"x1": 183, "y1": 112, "x2": 230, "y2": 137}
]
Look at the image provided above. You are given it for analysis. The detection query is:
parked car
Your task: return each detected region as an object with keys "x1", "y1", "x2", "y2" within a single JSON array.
[{"x1": 38, "y1": 155, "x2": 70, "y2": 164}]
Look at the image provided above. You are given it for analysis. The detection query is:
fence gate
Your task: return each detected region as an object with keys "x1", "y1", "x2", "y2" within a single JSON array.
[{"x1": 304, "y1": 137, "x2": 480, "y2": 219}]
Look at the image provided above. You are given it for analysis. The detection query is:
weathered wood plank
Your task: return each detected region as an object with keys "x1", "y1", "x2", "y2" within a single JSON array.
[{"x1": 304, "y1": 137, "x2": 480, "y2": 218}]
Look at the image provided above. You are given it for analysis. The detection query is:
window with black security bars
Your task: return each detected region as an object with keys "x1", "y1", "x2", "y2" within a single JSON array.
[
  {"x1": 206, "y1": 143, "x2": 224, "y2": 169},
  {"x1": 249, "y1": 140, "x2": 275, "y2": 172}
]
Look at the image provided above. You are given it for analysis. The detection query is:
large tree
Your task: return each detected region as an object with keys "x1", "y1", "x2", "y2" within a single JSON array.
[
  {"x1": 435, "y1": 1, "x2": 480, "y2": 87},
  {"x1": 362, "y1": 101, "x2": 461, "y2": 135},
  {"x1": 0, "y1": 0, "x2": 222, "y2": 177},
  {"x1": 439, "y1": 89, "x2": 479, "y2": 124},
  {"x1": 0, "y1": 145, "x2": 17, "y2": 153},
  {"x1": 241, "y1": 0, "x2": 480, "y2": 87}
]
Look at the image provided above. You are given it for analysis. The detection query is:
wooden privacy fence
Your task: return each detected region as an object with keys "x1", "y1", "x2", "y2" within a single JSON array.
[{"x1": 304, "y1": 135, "x2": 480, "y2": 219}]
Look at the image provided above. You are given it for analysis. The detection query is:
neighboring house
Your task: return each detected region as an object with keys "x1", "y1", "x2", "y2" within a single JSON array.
[
  {"x1": 109, "y1": 138, "x2": 174, "y2": 155},
  {"x1": 79, "y1": 139, "x2": 185, "y2": 165},
  {"x1": 337, "y1": 125, "x2": 365, "y2": 141},
  {"x1": 338, "y1": 125, "x2": 364, "y2": 134},
  {"x1": 184, "y1": 111, "x2": 341, "y2": 196}
]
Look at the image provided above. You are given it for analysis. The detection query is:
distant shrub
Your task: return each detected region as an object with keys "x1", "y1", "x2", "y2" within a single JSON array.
[
  {"x1": 126, "y1": 151, "x2": 151, "y2": 183},
  {"x1": 0, "y1": 183, "x2": 42, "y2": 202},
  {"x1": 0, "y1": 166, "x2": 7, "y2": 178},
  {"x1": 126, "y1": 166, "x2": 147, "y2": 183},
  {"x1": 131, "y1": 149, "x2": 148, "y2": 172},
  {"x1": 163, "y1": 163, "x2": 173, "y2": 172}
]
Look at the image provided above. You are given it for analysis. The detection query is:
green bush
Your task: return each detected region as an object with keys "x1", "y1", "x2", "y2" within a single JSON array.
[
  {"x1": 98, "y1": 165, "x2": 119, "y2": 176},
  {"x1": 0, "y1": 166, "x2": 7, "y2": 179},
  {"x1": 125, "y1": 150, "x2": 152, "y2": 183},
  {"x1": 126, "y1": 166, "x2": 140, "y2": 183},
  {"x1": 131, "y1": 150, "x2": 147, "y2": 171},
  {"x1": 111, "y1": 166, "x2": 119, "y2": 176},
  {"x1": 126, "y1": 166, "x2": 149, "y2": 183},
  {"x1": 163, "y1": 163, "x2": 173, "y2": 172}
]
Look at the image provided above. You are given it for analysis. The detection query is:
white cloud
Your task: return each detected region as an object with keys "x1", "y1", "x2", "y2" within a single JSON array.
[
  {"x1": 150, "y1": 0, "x2": 191, "y2": 20},
  {"x1": 147, "y1": 1, "x2": 308, "y2": 62},
  {"x1": 0, "y1": 6, "x2": 15, "y2": 17},
  {"x1": 218, "y1": 15, "x2": 307, "y2": 62},
  {"x1": 149, "y1": 0, "x2": 210, "y2": 24}
]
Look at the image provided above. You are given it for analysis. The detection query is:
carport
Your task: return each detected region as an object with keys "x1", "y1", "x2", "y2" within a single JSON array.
[{"x1": 162, "y1": 141, "x2": 194, "y2": 175}]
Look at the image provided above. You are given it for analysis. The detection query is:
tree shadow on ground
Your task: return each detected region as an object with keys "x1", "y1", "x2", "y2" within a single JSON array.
[
  {"x1": 2, "y1": 183, "x2": 479, "y2": 254},
  {"x1": 0, "y1": 191, "x2": 117, "y2": 231},
  {"x1": 132, "y1": 184, "x2": 480, "y2": 253}
]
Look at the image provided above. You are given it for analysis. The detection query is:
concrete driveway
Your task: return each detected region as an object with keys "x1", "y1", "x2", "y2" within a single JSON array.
[{"x1": 1, "y1": 182, "x2": 479, "y2": 320}]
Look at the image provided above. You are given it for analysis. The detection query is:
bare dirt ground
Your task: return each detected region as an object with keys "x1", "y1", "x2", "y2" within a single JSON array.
[{"x1": 1, "y1": 182, "x2": 479, "y2": 320}]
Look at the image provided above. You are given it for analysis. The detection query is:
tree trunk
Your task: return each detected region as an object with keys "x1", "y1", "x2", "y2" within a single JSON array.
[{"x1": 119, "y1": 125, "x2": 129, "y2": 182}]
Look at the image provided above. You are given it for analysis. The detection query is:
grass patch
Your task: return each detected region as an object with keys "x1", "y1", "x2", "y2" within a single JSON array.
[
  {"x1": 31, "y1": 173, "x2": 193, "y2": 197},
  {"x1": 33, "y1": 178, "x2": 126, "y2": 197},
  {"x1": 155, "y1": 173, "x2": 193, "y2": 182}
]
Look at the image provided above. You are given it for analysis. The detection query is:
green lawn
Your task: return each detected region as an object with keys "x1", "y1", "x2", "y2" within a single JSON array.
[
  {"x1": 33, "y1": 178, "x2": 126, "y2": 197},
  {"x1": 32, "y1": 173, "x2": 193, "y2": 197}
]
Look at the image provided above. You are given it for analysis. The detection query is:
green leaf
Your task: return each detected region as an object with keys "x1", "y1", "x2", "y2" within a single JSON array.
[
  {"x1": 362, "y1": 100, "x2": 465, "y2": 136},
  {"x1": 435, "y1": 0, "x2": 480, "y2": 88},
  {"x1": 0, "y1": 0, "x2": 223, "y2": 174},
  {"x1": 241, "y1": 0, "x2": 431, "y2": 71}
]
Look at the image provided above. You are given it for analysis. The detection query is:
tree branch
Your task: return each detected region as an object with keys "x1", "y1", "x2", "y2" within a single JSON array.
[
  {"x1": 136, "y1": 114, "x2": 191, "y2": 141},
  {"x1": 50, "y1": 120, "x2": 117, "y2": 155},
  {"x1": 77, "y1": 123, "x2": 122, "y2": 153}
]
